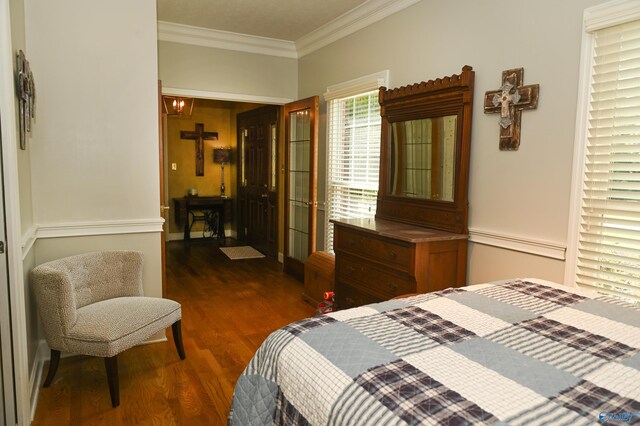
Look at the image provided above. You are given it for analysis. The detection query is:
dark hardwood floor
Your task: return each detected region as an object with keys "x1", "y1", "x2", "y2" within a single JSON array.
[{"x1": 31, "y1": 240, "x2": 315, "y2": 425}]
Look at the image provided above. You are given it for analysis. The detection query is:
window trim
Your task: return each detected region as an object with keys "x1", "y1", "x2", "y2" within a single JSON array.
[
  {"x1": 564, "y1": 0, "x2": 640, "y2": 286},
  {"x1": 323, "y1": 70, "x2": 389, "y2": 252}
]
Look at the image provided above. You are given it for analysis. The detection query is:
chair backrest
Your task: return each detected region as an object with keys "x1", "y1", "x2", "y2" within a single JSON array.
[
  {"x1": 37, "y1": 251, "x2": 144, "y2": 308},
  {"x1": 30, "y1": 251, "x2": 144, "y2": 348}
]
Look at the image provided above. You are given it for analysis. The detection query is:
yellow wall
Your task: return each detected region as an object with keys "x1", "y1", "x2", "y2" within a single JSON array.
[{"x1": 166, "y1": 99, "x2": 259, "y2": 234}]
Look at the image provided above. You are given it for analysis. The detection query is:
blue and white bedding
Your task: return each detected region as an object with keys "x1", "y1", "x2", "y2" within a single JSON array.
[{"x1": 229, "y1": 279, "x2": 640, "y2": 425}]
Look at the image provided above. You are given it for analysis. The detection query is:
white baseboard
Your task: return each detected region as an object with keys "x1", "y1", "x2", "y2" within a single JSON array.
[{"x1": 29, "y1": 340, "x2": 48, "y2": 421}]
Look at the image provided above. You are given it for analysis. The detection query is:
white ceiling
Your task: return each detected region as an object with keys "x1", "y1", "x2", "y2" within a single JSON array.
[{"x1": 156, "y1": 0, "x2": 370, "y2": 41}]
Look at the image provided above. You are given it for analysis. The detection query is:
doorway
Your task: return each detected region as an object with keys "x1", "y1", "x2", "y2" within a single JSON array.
[
  {"x1": 161, "y1": 98, "x2": 263, "y2": 244},
  {"x1": 236, "y1": 105, "x2": 279, "y2": 258}
]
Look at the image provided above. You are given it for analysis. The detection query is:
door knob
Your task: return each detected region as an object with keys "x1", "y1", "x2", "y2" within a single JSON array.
[
  {"x1": 261, "y1": 194, "x2": 268, "y2": 198},
  {"x1": 160, "y1": 205, "x2": 170, "y2": 211}
]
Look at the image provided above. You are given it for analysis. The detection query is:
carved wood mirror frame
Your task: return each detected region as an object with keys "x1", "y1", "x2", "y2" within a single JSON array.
[{"x1": 376, "y1": 66, "x2": 475, "y2": 234}]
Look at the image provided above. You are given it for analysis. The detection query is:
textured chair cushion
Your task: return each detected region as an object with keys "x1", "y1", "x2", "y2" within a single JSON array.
[{"x1": 65, "y1": 297, "x2": 181, "y2": 358}]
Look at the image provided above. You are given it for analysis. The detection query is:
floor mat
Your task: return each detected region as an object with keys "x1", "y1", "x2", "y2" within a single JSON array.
[{"x1": 219, "y1": 246, "x2": 266, "y2": 260}]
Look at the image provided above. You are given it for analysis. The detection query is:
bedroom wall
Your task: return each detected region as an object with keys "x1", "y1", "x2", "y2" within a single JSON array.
[
  {"x1": 298, "y1": 0, "x2": 609, "y2": 285},
  {"x1": 24, "y1": 0, "x2": 163, "y2": 328},
  {"x1": 158, "y1": 41, "x2": 298, "y2": 101},
  {"x1": 9, "y1": 0, "x2": 32, "y2": 238},
  {"x1": 9, "y1": 0, "x2": 40, "y2": 401}
]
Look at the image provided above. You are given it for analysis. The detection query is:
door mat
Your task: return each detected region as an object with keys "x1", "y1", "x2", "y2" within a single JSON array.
[{"x1": 220, "y1": 246, "x2": 265, "y2": 260}]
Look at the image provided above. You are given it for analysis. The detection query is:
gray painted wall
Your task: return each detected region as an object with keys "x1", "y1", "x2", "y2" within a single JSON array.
[{"x1": 298, "y1": 0, "x2": 608, "y2": 284}]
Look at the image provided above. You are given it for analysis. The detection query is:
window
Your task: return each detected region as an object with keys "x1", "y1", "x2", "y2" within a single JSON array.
[
  {"x1": 324, "y1": 71, "x2": 388, "y2": 252},
  {"x1": 566, "y1": 2, "x2": 640, "y2": 304}
]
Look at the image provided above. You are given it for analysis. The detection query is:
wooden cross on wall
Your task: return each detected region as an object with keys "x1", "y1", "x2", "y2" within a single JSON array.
[
  {"x1": 484, "y1": 68, "x2": 539, "y2": 151},
  {"x1": 180, "y1": 123, "x2": 218, "y2": 176}
]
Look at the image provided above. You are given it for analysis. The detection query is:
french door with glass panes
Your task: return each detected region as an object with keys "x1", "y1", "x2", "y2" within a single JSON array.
[{"x1": 284, "y1": 96, "x2": 318, "y2": 279}]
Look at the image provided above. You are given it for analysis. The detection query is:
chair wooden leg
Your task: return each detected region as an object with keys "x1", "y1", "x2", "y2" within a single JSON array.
[
  {"x1": 104, "y1": 356, "x2": 120, "y2": 408},
  {"x1": 172, "y1": 320, "x2": 186, "y2": 360},
  {"x1": 43, "y1": 349, "x2": 61, "y2": 387}
]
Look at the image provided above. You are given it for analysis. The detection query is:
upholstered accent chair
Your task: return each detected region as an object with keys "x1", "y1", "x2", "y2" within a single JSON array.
[{"x1": 30, "y1": 250, "x2": 185, "y2": 408}]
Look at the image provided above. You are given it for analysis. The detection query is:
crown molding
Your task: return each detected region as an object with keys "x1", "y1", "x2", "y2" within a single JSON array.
[
  {"x1": 158, "y1": 21, "x2": 297, "y2": 59},
  {"x1": 158, "y1": 0, "x2": 422, "y2": 59},
  {"x1": 296, "y1": 0, "x2": 422, "y2": 58}
]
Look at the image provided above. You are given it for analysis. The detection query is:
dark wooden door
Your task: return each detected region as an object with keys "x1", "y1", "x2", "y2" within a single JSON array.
[
  {"x1": 237, "y1": 105, "x2": 279, "y2": 257},
  {"x1": 284, "y1": 96, "x2": 319, "y2": 280}
]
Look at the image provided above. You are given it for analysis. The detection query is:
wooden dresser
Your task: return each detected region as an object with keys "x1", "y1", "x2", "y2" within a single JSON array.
[
  {"x1": 332, "y1": 218, "x2": 468, "y2": 309},
  {"x1": 330, "y1": 67, "x2": 475, "y2": 310}
]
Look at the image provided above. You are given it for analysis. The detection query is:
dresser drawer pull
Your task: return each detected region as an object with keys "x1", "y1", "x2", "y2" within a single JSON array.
[
  {"x1": 388, "y1": 250, "x2": 397, "y2": 259},
  {"x1": 345, "y1": 266, "x2": 356, "y2": 275},
  {"x1": 345, "y1": 297, "x2": 355, "y2": 306},
  {"x1": 347, "y1": 238, "x2": 356, "y2": 246},
  {"x1": 388, "y1": 282, "x2": 398, "y2": 291}
]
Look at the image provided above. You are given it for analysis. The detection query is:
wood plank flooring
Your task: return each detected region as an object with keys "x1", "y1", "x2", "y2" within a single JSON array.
[{"x1": 31, "y1": 240, "x2": 316, "y2": 425}]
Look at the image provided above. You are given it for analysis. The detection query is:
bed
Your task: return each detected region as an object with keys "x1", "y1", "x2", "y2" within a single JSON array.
[{"x1": 229, "y1": 279, "x2": 640, "y2": 425}]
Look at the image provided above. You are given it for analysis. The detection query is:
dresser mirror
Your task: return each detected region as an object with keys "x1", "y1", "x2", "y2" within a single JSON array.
[
  {"x1": 389, "y1": 115, "x2": 458, "y2": 201},
  {"x1": 376, "y1": 66, "x2": 475, "y2": 234}
]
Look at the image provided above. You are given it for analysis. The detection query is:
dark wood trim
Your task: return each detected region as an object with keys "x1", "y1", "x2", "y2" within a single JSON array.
[{"x1": 158, "y1": 80, "x2": 167, "y2": 298}]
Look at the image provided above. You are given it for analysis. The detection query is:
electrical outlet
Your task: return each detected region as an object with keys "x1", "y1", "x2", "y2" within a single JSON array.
[{"x1": 171, "y1": 163, "x2": 177, "y2": 170}]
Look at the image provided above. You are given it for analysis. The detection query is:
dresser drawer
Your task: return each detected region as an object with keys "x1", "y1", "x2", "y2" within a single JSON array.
[
  {"x1": 337, "y1": 255, "x2": 415, "y2": 300},
  {"x1": 335, "y1": 283, "x2": 381, "y2": 310},
  {"x1": 335, "y1": 227, "x2": 412, "y2": 270}
]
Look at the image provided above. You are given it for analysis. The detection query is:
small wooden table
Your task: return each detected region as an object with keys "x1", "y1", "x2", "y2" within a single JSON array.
[{"x1": 173, "y1": 196, "x2": 232, "y2": 242}]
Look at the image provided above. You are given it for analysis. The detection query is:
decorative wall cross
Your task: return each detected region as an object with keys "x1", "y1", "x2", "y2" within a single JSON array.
[
  {"x1": 484, "y1": 68, "x2": 539, "y2": 150},
  {"x1": 180, "y1": 123, "x2": 218, "y2": 176},
  {"x1": 16, "y1": 50, "x2": 36, "y2": 150}
]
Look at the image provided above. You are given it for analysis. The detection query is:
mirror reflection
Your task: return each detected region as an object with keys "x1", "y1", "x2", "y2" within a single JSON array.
[{"x1": 389, "y1": 115, "x2": 457, "y2": 201}]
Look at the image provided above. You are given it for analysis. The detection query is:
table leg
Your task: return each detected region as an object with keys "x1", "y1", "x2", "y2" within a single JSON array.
[
  {"x1": 183, "y1": 222, "x2": 190, "y2": 243},
  {"x1": 218, "y1": 206, "x2": 225, "y2": 245}
]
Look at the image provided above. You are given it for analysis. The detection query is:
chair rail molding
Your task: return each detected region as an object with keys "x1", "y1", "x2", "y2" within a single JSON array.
[
  {"x1": 468, "y1": 227, "x2": 566, "y2": 260},
  {"x1": 36, "y1": 218, "x2": 165, "y2": 239}
]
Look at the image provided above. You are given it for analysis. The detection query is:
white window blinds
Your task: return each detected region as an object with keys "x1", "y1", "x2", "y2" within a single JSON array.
[
  {"x1": 576, "y1": 19, "x2": 640, "y2": 303},
  {"x1": 325, "y1": 89, "x2": 382, "y2": 252}
]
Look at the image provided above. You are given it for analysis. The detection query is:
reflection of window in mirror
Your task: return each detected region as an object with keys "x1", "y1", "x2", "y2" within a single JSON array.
[{"x1": 390, "y1": 115, "x2": 457, "y2": 201}]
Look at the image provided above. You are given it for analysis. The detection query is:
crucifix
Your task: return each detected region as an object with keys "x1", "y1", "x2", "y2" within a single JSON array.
[
  {"x1": 484, "y1": 68, "x2": 539, "y2": 150},
  {"x1": 180, "y1": 123, "x2": 218, "y2": 176}
]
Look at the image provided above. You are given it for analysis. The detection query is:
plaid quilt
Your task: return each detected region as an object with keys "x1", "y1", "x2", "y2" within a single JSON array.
[{"x1": 229, "y1": 279, "x2": 640, "y2": 425}]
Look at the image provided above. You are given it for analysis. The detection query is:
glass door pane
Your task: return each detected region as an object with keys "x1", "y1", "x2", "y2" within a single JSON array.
[
  {"x1": 284, "y1": 96, "x2": 318, "y2": 279},
  {"x1": 288, "y1": 109, "x2": 310, "y2": 262}
]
